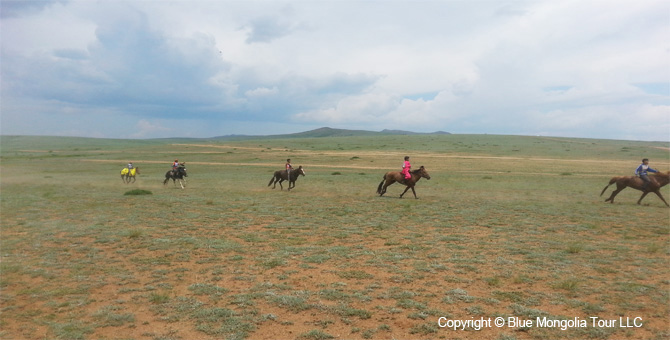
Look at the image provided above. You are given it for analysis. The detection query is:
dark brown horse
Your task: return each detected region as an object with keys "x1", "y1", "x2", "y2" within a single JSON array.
[
  {"x1": 268, "y1": 166, "x2": 306, "y2": 191},
  {"x1": 600, "y1": 171, "x2": 669, "y2": 207},
  {"x1": 377, "y1": 166, "x2": 431, "y2": 199},
  {"x1": 164, "y1": 166, "x2": 188, "y2": 189}
]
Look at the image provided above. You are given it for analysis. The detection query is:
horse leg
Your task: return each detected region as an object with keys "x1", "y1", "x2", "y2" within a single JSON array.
[
  {"x1": 652, "y1": 191, "x2": 669, "y2": 207},
  {"x1": 278, "y1": 179, "x2": 284, "y2": 191},
  {"x1": 179, "y1": 179, "x2": 185, "y2": 189},
  {"x1": 380, "y1": 179, "x2": 395, "y2": 197},
  {"x1": 637, "y1": 191, "x2": 649, "y2": 205},
  {"x1": 399, "y1": 185, "x2": 412, "y2": 198},
  {"x1": 605, "y1": 184, "x2": 626, "y2": 203},
  {"x1": 605, "y1": 189, "x2": 622, "y2": 203}
]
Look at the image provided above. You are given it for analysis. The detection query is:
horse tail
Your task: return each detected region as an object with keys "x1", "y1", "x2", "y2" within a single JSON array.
[
  {"x1": 377, "y1": 178, "x2": 385, "y2": 194},
  {"x1": 268, "y1": 173, "x2": 276, "y2": 186},
  {"x1": 600, "y1": 177, "x2": 617, "y2": 196}
]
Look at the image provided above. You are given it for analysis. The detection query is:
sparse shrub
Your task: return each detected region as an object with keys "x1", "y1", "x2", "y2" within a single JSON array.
[
  {"x1": 554, "y1": 278, "x2": 580, "y2": 292},
  {"x1": 261, "y1": 258, "x2": 286, "y2": 269},
  {"x1": 566, "y1": 243, "x2": 583, "y2": 254},
  {"x1": 337, "y1": 270, "x2": 373, "y2": 279},
  {"x1": 124, "y1": 189, "x2": 152, "y2": 195},
  {"x1": 124, "y1": 230, "x2": 142, "y2": 240},
  {"x1": 409, "y1": 322, "x2": 438, "y2": 335},
  {"x1": 484, "y1": 276, "x2": 502, "y2": 287},
  {"x1": 299, "y1": 329, "x2": 335, "y2": 340},
  {"x1": 149, "y1": 292, "x2": 170, "y2": 304},
  {"x1": 188, "y1": 283, "x2": 229, "y2": 296}
]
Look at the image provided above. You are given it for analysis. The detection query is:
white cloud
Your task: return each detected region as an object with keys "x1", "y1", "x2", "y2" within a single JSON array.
[
  {"x1": 130, "y1": 119, "x2": 173, "y2": 139},
  {"x1": 245, "y1": 86, "x2": 279, "y2": 98},
  {"x1": 1, "y1": 0, "x2": 668, "y2": 140}
]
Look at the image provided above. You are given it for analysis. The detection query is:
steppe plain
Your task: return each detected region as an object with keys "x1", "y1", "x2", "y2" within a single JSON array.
[{"x1": 1, "y1": 134, "x2": 669, "y2": 340}]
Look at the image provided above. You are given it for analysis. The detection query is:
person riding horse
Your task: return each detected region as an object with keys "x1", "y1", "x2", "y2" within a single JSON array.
[
  {"x1": 401, "y1": 156, "x2": 411, "y2": 184},
  {"x1": 164, "y1": 164, "x2": 188, "y2": 189},
  {"x1": 636, "y1": 158, "x2": 658, "y2": 191},
  {"x1": 285, "y1": 159, "x2": 293, "y2": 179},
  {"x1": 170, "y1": 160, "x2": 185, "y2": 176},
  {"x1": 120, "y1": 163, "x2": 140, "y2": 183}
]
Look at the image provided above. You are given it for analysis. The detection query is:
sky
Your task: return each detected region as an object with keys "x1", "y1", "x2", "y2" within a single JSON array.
[{"x1": 1, "y1": 0, "x2": 669, "y2": 141}]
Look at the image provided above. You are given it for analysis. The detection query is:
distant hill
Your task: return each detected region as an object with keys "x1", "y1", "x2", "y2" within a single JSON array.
[
  {"x1": 379, "y1": 129, "x2": 451, "y2": 136},
  {"x1": 211, "y1": 127, "x2": 450, "y2": 140}
]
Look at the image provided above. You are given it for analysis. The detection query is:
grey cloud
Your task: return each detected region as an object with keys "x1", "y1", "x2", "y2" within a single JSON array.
[
  {"x1": 4, "y1": 6, "x2": 234, "y2": 118},
  {"x1": 244, "y1": 16, "x2": 295, "y2": 43},
  {"x1": 0, "y1": 0, "x2": 67, "y2": 18}
]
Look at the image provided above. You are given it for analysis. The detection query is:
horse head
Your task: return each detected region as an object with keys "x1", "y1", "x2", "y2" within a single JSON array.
[
  {"x1": 653, "y1": 171, "x2": 670, "y2": 186},
  {"x1": 179, "y1": 167, "x2": 188, "y2": 177},
  {"x1": 297, "y1": 165, "x2": 306, "y2": 176},
  {"x1": 415, "y1": 166, "x2": 430, "y2": 180}
]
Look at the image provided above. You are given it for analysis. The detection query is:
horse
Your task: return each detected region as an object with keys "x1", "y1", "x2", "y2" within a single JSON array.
[
  {"x1": 120, "y1": 167, "x2": 140, "y2": 183},
  {"x1": 268, "y1": 166, "x2": 306, "y2": 191},
  {"x1": 600, "y1": 171, "x2": 670, "y2": 207},
  {"x1": 377, "y1": 166, "x2": 431, "y2": 199},
  {"x1": 164, "y1": 167, "x2": 188, "y2": 189}
]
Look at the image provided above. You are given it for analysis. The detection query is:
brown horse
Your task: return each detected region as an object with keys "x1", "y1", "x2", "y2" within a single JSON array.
[
  {"x1": 268, "y1": 166, "x2": 306, "y2": 191},
  {"x1": 377, "y1": 166, "x2": 431, "y2": 199},
  {"x1": 600, "y1": 171, "x2": 670, "y2": 207},
  {"x1": 121, "y1": 167, "x2": 140, "y2": 183}
]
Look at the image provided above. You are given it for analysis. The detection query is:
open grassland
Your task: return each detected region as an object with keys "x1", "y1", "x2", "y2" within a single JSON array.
[{"x1": 1, "y1": 134, "x2": 669, "y2": 340}]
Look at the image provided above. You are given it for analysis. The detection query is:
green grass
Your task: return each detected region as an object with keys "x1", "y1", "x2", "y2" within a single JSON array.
[{"x1": 1, "y1": 134, "x2": 668, "y2": 340}]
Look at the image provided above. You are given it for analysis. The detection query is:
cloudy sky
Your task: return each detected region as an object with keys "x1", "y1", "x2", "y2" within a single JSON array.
[{"x1": 1, "y1": 0, "x2": 668, "y2": 141}]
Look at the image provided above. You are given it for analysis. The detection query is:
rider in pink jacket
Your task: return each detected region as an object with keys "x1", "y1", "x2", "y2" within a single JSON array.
[{"x1": 402, "y1": 156, "x2": 411, "y2": 182}]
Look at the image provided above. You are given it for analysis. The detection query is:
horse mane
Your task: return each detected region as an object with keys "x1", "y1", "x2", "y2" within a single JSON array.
[{"x1": 410, "y1": 166, "x2": 424, "y2": 174}]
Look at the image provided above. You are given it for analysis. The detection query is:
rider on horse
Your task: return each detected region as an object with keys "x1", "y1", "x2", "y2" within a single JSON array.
[
  {"x1": 636, "y1": 158, "x2": 658, "y2": 191},
  {"x1": 286, "y1": 159, "x2": 293, "y2": 179},
  {"x1": 401, "y1": 156, "x2": 411, "y2": 183},
  {"x1": 171, "y1": 159, "x2": 185, "y2": 175}
]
